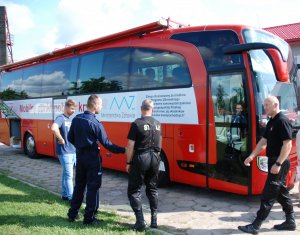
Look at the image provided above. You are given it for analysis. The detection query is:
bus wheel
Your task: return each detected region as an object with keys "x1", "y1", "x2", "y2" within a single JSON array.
[
  {"x1": 24, "y1": 134, "x2": 39, "y2": 159},
  {"x1": 158, "y1": 153, "x2": 170, "y2": 188}
]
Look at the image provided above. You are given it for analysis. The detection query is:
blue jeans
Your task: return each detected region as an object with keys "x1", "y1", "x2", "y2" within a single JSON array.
[{"x1": 58, "y1": 154, "x2": 76, "y2": 200}]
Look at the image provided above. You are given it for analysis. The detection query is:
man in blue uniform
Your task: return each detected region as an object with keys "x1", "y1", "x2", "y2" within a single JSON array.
[
  {"x1": 67, "y1": 95, "x2": 125, "y2": 225},
  {"x1": 51, "y1": 99, "x2": 77, "y2": 202},
  {"x1": 238, "y1": 96, "x2": 296, "y2": 234},
  {"x1": 126, "y1": 99, "x2": 162, "y2": 231}
]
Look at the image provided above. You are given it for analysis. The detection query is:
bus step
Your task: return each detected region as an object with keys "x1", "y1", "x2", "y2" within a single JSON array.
[{"x1": 10, "y1": 137, "x2": 21, "y2": 149}]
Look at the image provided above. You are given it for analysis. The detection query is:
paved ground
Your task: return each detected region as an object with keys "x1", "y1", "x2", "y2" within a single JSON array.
[{"x1": 0, "y1": 143, "x2": 300, "y2": 235}]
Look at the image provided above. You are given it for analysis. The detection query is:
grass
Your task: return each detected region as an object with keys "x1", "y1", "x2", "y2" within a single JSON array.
[{"x1": 0, "y1": 173, "x2": 155, "y2": 235}]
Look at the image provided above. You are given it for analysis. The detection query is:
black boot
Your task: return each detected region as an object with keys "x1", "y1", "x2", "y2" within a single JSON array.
[
  {"x1": 238, "y1": 218, "x2": 263, "y2": 234},
  {"x1": 132, "y1": 210, "x2": 147, "y2": 231},
  {"x1": 274, "y1": 213, "x2": 296, "y2": 231},
  {"x1": 150, "y1": 211, "x2": 157, "y2": 228}
]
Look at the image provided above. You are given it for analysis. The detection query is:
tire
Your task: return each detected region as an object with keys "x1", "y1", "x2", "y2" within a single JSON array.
[
  {"x1": 24, "y1": 134, "x2": 39, "y2": 159},
  {"x1": 158, "y1": 152, "x2": 170, "y2": 188}
]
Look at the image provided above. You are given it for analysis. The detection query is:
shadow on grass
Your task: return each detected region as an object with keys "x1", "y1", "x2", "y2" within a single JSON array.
[
  {"x1": 0, "y1": 214, "x2": 134, "y2": 231},
  {"x1": 0, "y1": 174, "x2": 155, "y2": 234}
]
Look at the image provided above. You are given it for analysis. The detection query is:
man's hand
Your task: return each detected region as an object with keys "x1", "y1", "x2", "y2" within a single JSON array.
[
  {"x1": 270, "y1": 164, "x2": 281, "y2": 174},
  {"x1": 126, "y1": 164, "x2": 131, "y2": 173},
  {"x1": 58, "y1": 138, "x2": 65, "y2": 145},
  {"x1": 244, "y1": 156, "x2": 254, "y2": 166}
]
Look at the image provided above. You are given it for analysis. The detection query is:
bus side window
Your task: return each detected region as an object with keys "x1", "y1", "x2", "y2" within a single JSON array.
[{"x1": 164, "y1": 66, "x2": 191, "y2": 86}]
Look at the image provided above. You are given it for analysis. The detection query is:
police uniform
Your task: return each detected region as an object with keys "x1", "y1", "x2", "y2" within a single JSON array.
[
  {"x1": 67, "y1": 110, "x2": 125, "y2": 224},
  {"x1": 256, "y1": 112, "x2": 294, "y2": 222},
  {"x1": 127, "y1": 115, "x2": 162, "y2": 226}
]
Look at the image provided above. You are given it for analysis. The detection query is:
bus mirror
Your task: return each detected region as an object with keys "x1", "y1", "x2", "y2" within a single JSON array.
[
  {"x1": 265, "y1": 48, "x2": 289, "y2": 82},
  {"x1": 223, "y1": 42, "x2": 286, "y2": 60},
  {"x1": 224, "y1": 42, "x2": 289, "y2": 82}
]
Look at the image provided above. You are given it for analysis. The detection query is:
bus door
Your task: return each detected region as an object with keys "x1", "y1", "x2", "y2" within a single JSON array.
[
  {"x1": 0, "y1": 100, "x2": 21, "y2": 146},
  {"x1": 208, "y1": 72, "x2": 249, "y2": 194}
]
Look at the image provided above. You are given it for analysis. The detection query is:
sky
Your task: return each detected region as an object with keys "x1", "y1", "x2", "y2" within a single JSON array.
[{"x1": 0, "y1": 0, "x2": 300, "y2": 62}]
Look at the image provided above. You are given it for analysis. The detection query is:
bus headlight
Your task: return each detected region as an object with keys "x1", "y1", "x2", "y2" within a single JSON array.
[{"x1": 256, "y1": 156, "x2": 268, "y2": 172}]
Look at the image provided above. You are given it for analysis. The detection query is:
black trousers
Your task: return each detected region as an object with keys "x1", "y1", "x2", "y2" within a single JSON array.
[
  {"x1": 127, "y1": 151, "x2": 160, "y2": 214},
  {"x1": 256, "y1": 158, "x2": 294, "y2": 221},
  {"x1": 68, "y1": 151, "x2": 102, "y2": 223}
]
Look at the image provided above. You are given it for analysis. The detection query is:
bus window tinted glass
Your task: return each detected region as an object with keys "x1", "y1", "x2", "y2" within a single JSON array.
[
  {"x1": 43, "y1": 57, "x2": 78, "y2": 97},
  {"x1": 172, "y1": 30, "x2": 242, "y2": 71},
  {"x1": 0, "y1": 70, "x2": 27, "y2": 100},
  {"x1": 101, "y1": 48, "x2": 130, "y2": 91},
  {"x1": 77, "y1": 51, "x2": 105, "y2": 93},
  {"x1": 130, "y1": 48, "x2": 191, "y2": 89},
  {"x1": 76, "y1": 48, "x2": 191, "y2": 93},
  {"x1": 249, "y1": 49, "x2": 299, "y2": 139},
  {"x1": 22, "y1": 65, "x2": 43, "y2": 98}
]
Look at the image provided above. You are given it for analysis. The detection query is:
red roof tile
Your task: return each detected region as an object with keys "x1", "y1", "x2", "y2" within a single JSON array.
[{"x1": 264, "y1": 22, "x2": 300, "y2": 43}]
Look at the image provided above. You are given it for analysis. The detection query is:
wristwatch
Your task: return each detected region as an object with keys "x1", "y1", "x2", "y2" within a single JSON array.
[
  {"x1": 275, "y1": 161, "x2": 282, "y2": 166},
  {"x1": 126, "y1": 161, "x2": 132, "y2": 165}
]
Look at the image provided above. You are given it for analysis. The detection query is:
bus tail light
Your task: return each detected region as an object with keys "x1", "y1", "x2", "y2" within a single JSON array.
[{"x1": 256, "y1": 156, "x2": 268, "y2": 172}]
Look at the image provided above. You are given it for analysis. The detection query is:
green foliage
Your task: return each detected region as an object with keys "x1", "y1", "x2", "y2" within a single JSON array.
[
  {"x1": 69, "y1": 77, "x2": 123, "y2": 94},
  {"x1": 0, "y1": 174, "x2": 154, "y2": 235},
  {"x1": 216, "y1": 84, "x2": 226, "y2": 109},
  {"x1": 0, "y1": 88, "x2": 28, "y2": 100}
]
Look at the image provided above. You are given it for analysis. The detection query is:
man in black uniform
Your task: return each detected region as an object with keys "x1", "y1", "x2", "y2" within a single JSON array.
[
  {"x1": 238, "y1": 96, "x2": 296, "y2": 234},
  {"x1": 126, "y1": 98, "x2": 162, "y2": 231},
  {"x1": 67, "y1": 95, "x2": 125, "y2": 225}
]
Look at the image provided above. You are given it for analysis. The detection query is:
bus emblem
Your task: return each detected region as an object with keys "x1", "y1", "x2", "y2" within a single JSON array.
[{"x1": 110, "y1": 96, "x2": 135, "y2": 110}]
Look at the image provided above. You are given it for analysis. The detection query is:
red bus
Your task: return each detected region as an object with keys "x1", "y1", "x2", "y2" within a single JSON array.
[{"x1": 0, "y1": 19, "x2": 299, "y2": 195}]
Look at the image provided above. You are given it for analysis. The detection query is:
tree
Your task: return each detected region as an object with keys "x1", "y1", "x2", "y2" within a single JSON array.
[{"x1": 0, "y1": 88, "x2": 28, "y2": 100}]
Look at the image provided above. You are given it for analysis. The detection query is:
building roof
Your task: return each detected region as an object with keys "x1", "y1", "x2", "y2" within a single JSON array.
[{"x1": 264, "y1": 22, "x2": 300, "y2": 44}]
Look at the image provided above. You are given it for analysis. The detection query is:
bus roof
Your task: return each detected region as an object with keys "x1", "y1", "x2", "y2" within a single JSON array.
[{"x1": 0, "y1": 18, "x2": 251, "y2": 72}]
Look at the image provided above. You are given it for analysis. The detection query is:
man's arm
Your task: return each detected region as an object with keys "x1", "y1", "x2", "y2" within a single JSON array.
[
  {"x1": 97, "y1": 122, "x2": 125, "y2": 153},
  {"x1": 126, "y1": 139, "x2": 135, "y2": 173},
  {"x1": 51, "y1": 123, "x2": 65, "y2": 145},
  {"x1": 270, "y1": 139, "x2": 292, "y2": 174},
  {"x1": 244, "y1": 137, "x2": 267, "y2": 166}
]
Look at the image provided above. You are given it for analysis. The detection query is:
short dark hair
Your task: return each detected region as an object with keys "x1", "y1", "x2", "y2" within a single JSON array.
[
  {"x1": 65, "y1": 99, "x2": 76, "y2": 107},
  {"x1": 87, "y1": 95, "x2": 99, "y2": 109},
  {"x1": 141, "y1": 99, "x2": 154, "y2": 111}
]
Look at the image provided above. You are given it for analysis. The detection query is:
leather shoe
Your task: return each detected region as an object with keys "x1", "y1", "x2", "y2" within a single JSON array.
[
  {"x1": 83, "y1": 218, "x2": 103, "y2": 225},
  {"x1": 238, "y1": 224, "x2": 259, "y2": 234},
  {"x1": 68, "y1": 214, "x2": 80, "y2": 222},
  {"x1": 132, "y1": 221, "x2": 147, "y2": 231},
  {"x1": 274, "y1": 221, "x2": 296, "y2": 231}
]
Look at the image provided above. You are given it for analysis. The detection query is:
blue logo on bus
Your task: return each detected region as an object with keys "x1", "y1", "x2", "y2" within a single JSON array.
[{"x1": 110, "y1": 96, "x2": 135, "y2": 110}]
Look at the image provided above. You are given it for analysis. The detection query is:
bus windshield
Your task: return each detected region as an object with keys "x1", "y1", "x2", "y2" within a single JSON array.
[{"x1": 243, "y1": 29, "x2": 300, "y2": 138}]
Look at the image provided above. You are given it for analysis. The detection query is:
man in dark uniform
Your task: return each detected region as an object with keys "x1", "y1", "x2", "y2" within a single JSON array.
[
  {"x1": 126, "y1": 98, "x2": 162, "y2": 231},
  {"x1": 67, "y1": 95, "x2": 125, "y2": 225},
  {"x1": 238, "y1": 96, "x2": 296, "y2": 234}
]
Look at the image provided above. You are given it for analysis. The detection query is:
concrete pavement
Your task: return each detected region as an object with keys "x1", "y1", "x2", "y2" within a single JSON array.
[{"x1": 0, "y1": 143, "x2": 299, "y2": 235}]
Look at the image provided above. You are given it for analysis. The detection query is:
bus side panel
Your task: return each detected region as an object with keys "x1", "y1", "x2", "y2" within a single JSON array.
[
  {"x1": 37, "y1": 119, "x2": 55, "y2": 157},
  {"x1": 161, "y1": 137, "x2": 173, "y2": 178},
  {"x1": 0, "y1": 118, "x2": 10, "y2": 145},
  {"x1": 172, "y1": 124, "x2": 206, "y2": 187},
  {"x1": 251, "y1": 163, "x2": 268, "y2": 195},
  {"x1": 101, "y1": 122, "x2": 128, "y2": 171},
  {"x1": 209, "y1": 178, "x2": 248, "y2": 195},
  {"x1": 287, "y1": 152, "x2": 298, "y2": 187}
]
